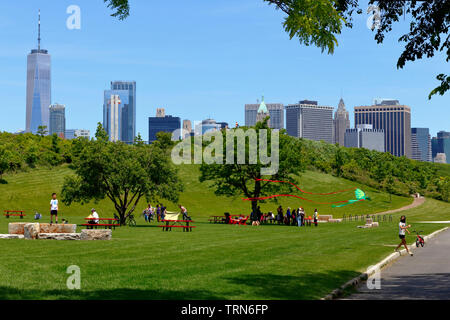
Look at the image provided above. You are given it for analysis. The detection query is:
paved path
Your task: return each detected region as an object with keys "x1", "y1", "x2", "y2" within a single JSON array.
[
  {"x1": 375, "y1": 196, "x2": 425, "y2": 216},
  {"x1": 347, "y1": 228, "x2": 450, "y2": 300}
]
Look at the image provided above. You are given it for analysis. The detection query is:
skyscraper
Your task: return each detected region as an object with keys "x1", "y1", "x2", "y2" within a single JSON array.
[
  {"x1": 111, "y1": 81, "x2": 136, "y2": 143},
  {"x1": 285, "y1": 101, "x2": 334, "y2": 143},
  {"x1": 26, "y1": 10, "x2": 51, "y2": 134},
  {"x1": 334, "y1": 98, "x2": 350, "y2": 146},
  {"x1": 431, "y1": 131, "x2": 450, "y2": 164},
  {"x1": 354, "y1": 100, "x2": 411, "y2": 158},
  {"x1": 411, "y1": 128, "x2": 432, "y2": 162},
  {"x1": 148, "y1": 110, "x2": 181, "y2": 143},
  {"x1": 245, "y1": 97, "x2": 284, "y2": 129},
  {"x1": 256, "y1": 96, "x2": 271, "y2": 127},
  {"x1": 49, "y1": 104, "x2": 65, "y2": 137},
  {"x1": 182, "y1": 120, "x2": 192, "y2": 139},
  {"x1": 344, "y1": 124, "x2": 385, "y2": 152}
]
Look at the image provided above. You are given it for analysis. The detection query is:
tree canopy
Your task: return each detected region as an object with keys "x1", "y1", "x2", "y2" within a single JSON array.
[{"x1": 103, "y1": 0, "x2": 449, "y2": 99}]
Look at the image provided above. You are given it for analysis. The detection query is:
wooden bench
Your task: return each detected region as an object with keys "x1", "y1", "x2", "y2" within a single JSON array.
[
  {"x1": 4, "y1": 210, "x2": 26, "y2": 219},
  {"x1": 159, "y1": 220, "x2": 195, "y2": 232},
  {"x1": 82, "y1": 218, "x2": 120, "y2": 230}
]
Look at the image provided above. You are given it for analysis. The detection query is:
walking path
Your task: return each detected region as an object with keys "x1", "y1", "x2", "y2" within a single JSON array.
[
  {"x1": 346, "y1": 228, "x2": 450, "y2": 300},
  {"x1": 374, "y1": 196, "x2": 425, "y2": 216}
]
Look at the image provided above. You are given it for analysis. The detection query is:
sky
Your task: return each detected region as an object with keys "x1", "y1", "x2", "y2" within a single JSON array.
[{"x1": 0, "y1": 0, "x2": 448, "y2": 140}]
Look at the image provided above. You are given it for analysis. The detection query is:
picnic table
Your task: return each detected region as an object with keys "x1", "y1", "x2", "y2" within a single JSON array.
[
  {"x1": 4, "y1": 210, "x2": 26, "y2": 219},
  {"x1": 81, "y1": 218, "x2": 120, "y2": 230},
  {"x1": 159, "y1": 220, "x2": 196, "y2": 232},
  {"x1": 208, "y1": 216, "x2": 225, "y2": 224},
  {"x1": 229, "y1": 215, "x2": 249, "y2": 225}
]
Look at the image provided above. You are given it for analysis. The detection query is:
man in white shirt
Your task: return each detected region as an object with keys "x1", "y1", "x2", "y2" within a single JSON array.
[
  {"x1": 91, "y1": 209, "x2": 99, "y2": 224},
  {"x1": 50, "y1": 193, "x2": 59, "y2": 224}
]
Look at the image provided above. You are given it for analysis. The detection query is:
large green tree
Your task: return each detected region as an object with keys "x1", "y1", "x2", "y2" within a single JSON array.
[
  {"x1": 61, "y1": 124, "x2": 182, "y2": 224},
  {"x1": 199, "y1": 119, "x2": 305, "y2": 213},
  {"x1": 103, "y1": 0, "x2": 449, "y2": 99}
]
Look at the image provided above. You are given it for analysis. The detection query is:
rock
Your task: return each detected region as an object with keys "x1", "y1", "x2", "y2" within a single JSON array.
[
  {"x1": 0, "y1": 234, "x2": 25, "y2": 239},
  {"x1": 318, "y1": 215, "x2": 333, "y2": 222},
  {"x1": 8, "y1": 223, "x2": 27, "y2": 235},
  {"x1": 39, "y1": 224, "x2": 77, "y2": 234},
  {"x1": 372, "y1": 222, "x2": 379, "y2": 227},
  {"x1": 80, "y1": 229, "x2": 112, "y2": 241},
  {"x1": 38, "y1": 233, "x2": 81, "y2": 240},
  {"x1": 24, "y1": 223, "x2": 40, "y2": 239},
  {"x1": 329, "y1": 219, "x2": 342, "y2": 223}
]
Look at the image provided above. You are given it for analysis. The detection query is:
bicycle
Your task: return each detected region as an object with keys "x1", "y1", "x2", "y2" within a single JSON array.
[{"x1": 413, "y1": 230, "x2": 425, "y2": 247}]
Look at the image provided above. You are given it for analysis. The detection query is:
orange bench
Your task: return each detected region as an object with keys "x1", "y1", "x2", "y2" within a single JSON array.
[{"x1": 4, "y1": 210, "x2": 26, "y2": 219}]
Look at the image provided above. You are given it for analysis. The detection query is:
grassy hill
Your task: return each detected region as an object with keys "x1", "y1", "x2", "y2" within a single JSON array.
[
  {"x1": 0, "y1": 165, "x2": 449, "y2": 300},
  {"x1": 0, "y1": 164, "x2": 412, "y2": 221}
]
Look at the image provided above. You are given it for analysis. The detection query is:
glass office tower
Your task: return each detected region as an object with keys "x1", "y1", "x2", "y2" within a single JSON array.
[
  {"x1": 111, "y1": 81, "x2": 136, "y2": 143},
  {"x1": 26, "y1": 11, "x2": 51, "y2": 134}
]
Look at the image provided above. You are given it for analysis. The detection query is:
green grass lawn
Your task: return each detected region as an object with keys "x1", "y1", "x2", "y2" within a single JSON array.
[{"x1": 0, "y1": 165, "x2": 449, "y2": 300}]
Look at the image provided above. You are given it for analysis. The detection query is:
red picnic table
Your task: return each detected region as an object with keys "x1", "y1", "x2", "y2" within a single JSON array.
[
  {"x1": 159, "y1": 219, "x2": 196, "y2": 232},
  {"x1": 229, "y1": 215, "x2": 249, "y2": 225},
  {"x1": 81, "y1": 218, "x2": 120, "y2": 230},
  {"x1": 4, "y1": 210, "x2": 26, "y2": 219}
]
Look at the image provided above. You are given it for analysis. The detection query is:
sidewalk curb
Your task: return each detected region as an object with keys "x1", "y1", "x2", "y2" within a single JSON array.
[{"x1": 321, "y1": 226, "x2": 449, "y2": 300}]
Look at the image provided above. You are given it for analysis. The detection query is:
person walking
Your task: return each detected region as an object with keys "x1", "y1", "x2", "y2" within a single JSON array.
[
  {"x1": 313, "y1": 209, "x2": 319, "y2": 227},
  {"x1": 395, "y1": 215, "x2": 413, "y2": 256}
]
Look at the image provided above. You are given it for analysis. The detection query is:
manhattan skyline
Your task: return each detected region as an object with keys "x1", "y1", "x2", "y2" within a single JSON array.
[{"x1": 0, "y1": 0, "x2": 448, "y2": 141}]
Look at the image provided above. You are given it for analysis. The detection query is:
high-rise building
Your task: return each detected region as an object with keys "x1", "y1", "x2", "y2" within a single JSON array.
[
  {"x1": 110, "y1": 81, "x2": 136, "y2": 143},
  {"x1": 431, "y1": 131, "x2": 450, "y2": 164},
  {"x1": 49, "y1": 104, "x2": 65, "y2": 137},
  {"x1": 156, "y1": 108, "x2": 165, "y2": 118},
  {"x1": 334, "y1": 98, "x2": 350, "y2": 146},
  {"x1": 104, "y1": 94, "x2": 122, "y2": 142},
  {"x1": 245, "y1": 97, "x2": 284, "y2": 129},
  {"x1": 65, "y1": 129, "x2": 90, "y2": 140},
  {"x1": 182, "y1": 120, "x2": 193, "y2": 139},
  {"x1": 354, "y1": 100, "x2": 411, "y2": 158},
  {"x1": 148, "y1": 112, "x2": 181, "y2": 143},
  {"x1": 344, "y1": 124, "x2": 385, "y2": 152},
  {"x1": 411, "y1": 128, "x2": 432, "y2": 162},
  {"x1": 285, "y1": 101, "x2": 334, "y2": 143},
  {"x1": 26, "y1": 10, "x2": 51, "y2": 134}
]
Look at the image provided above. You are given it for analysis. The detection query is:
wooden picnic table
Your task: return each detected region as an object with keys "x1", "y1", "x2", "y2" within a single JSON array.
[
  {"x1": 81, "y1": 218, "x2": 120, "y2": 230},
  {"x1": 159, "y1": 219, "x2": 196, "y2": 232}
]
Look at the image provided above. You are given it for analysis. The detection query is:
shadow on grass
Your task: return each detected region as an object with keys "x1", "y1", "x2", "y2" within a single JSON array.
[
  {"x1": 0, "y1": 178, "x2": 7, "y2": 184},
  {"x1": 0, "y1": 287, "x2": 225, "y2": 300},
  {"x1": 222, "y1": 271, "x2": 360, "y2": 300},
  {"x1": 0, "y1": 271, "x2": 361, "y2": 300}
]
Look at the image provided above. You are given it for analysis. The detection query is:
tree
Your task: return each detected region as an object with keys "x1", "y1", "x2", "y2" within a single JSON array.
[
  {"x1": 0, "y1": 146, "x2": 11, "y2": 182},
  {"x1": 61, "y1": 138, "x2": 183, "y2": 225},
  {"x1": 199, "y1": 119, "x2": 305, "y2": 213},
  {"x1": 37, "y1": 125, "x2": 48, "y2": 137},
  {"x1": 103, "y1": 0, "x2": 449, "y2": 98}
]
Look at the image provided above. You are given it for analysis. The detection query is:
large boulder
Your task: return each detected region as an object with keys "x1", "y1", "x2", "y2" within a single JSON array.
[
  {"x1": 81, "y1": 229, "x2": 112, "y2": 241},
  {"x1": 39, "y1": 224, "x2": 77, "y2": 234},
  {"x1": 318, "y1": 215, "x2": 333, "y2": 222},
  {"x1": 0, "y1": 234, "x2": 25, "y2": 239},
  {"x1": 8, "y1": 223, "x2": 27, "y2": 235},
  {"x1": 24, "y1": 223, "x2": 40, "y2": 239},
  {"x1": 38, "y1": 233, "x2": 81, "y2": 240}
]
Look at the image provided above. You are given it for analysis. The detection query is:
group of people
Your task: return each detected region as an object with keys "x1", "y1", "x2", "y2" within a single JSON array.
[{"x1": 250, "y1": 206, "x2": 319, "y2": 227}]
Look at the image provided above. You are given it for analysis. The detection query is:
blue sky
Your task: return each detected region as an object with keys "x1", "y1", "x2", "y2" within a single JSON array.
[{"x1": 0, "y1": 0, "x2": 448, "y2": 140}]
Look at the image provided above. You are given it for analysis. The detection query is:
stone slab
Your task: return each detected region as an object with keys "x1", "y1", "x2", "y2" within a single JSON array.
[
  {"x1": 0, "y1": 234, "x2": 25, "y2": 239},
  {"x1": 39, "y1": 224, "x2": 77, "y2": 234},
  {"x1": 38, "y1": 233, "x2": 81, "y2": 240},
  {"x1": 8, "y1": 223, "x2": 27, "y2": 235},
  {"x1": 24, "y1": 223, "x2": 40, "y2": 239},
  {"x1": 80, "y1": 229, "x2": 112, "y2": 241}
]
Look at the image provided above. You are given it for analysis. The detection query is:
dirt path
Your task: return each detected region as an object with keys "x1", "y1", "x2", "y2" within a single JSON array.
[{"x1": 374, "y1": 196, "x2": 425, "y2": 216}]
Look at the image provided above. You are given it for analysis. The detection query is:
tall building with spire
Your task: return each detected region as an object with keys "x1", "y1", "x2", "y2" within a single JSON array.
[
  {"x1": 26, "y1": 10, "x2": 51, "y2": 134},
  {"x1": 245, "y1": 96, "x2": 283, "y2": 129},
  {"x1": 256, "y1": 96, "x2": 270, "y2": 127},
  {"x1": 333, "y1": 98, "x2": 350, "y2": 146}
]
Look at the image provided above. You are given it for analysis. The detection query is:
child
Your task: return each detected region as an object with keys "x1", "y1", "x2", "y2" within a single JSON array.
[
  {"x1": 50, "y1": 193, "x2": 59, "y2": 224},
  {"x1": 395, "y1": 215, "x2": 413, "y2": 256}
]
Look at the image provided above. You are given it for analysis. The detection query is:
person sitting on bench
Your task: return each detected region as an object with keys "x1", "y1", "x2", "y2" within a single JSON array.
[{"x1": 87, "y1": 208, "x2": 99, "y2": 225}]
